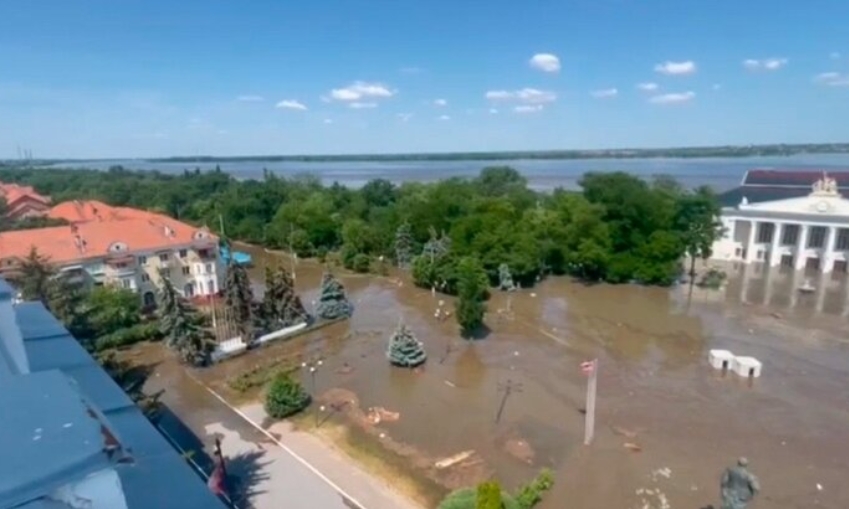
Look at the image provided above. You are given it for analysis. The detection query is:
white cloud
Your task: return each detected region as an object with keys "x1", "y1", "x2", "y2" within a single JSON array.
[
  {"x1": 712, "y1": 83, "x2": 722, "y2": 91},
  {"x1": 743, "y1": 58, "x2": 788, "y2": 71},
  {"x1": 814, "y1": 72, "x2": 849, "y2": 87},
  {"x1": 349, "y1": 102, "x2": 378, "y2": 109},
  {"x1": 485, "y1": 88, "x2": 557, "y2": 104},
  {"x1": 323, "y1": 119, "x2": 333, "y2": 124},
  {"x1": 329, "y1": 81, "x2": 395, "y2": 102},
  {"x1": 438, "y1": 114, "x2": 451, "y2": 121},
  {"x1": 591, "y1": 88, "x2": 618, "y2": 99},
  {"x1": 514, "y1": 105, "x2": 543, "y2": 113},
  {"x1": 236, "y1": 95, "x2": 264, "y2": 102},
  {"x1": 275, "y1": 99, "x2": 307, "y2": 111},
  {"x1": 433, "y1": 98, "x2": 448, "y2": 107},
  {"x1": 400, "y1": 66, "x2": 424, "y2": 74},
  {"x1": 636, "y1": 82, "x2": 659, "y2": 92},
  {"x1": 489, "y1": 108, "x2": 498, "y2": 114},
  {"x1": 654, "y1": 60, "x2": 697, "y2": 75},
  {"x1": 830, "y1": 52, "x2": 841, "y2": 60},
  {"x1": 529, "y1": 53, "x2": 561, "y2": 73},
  {"x1": 649, "y1": 91, "x2": 696, "y2": 105},
  {"x1": 397, "y1": 113, "x2": 413, "y2": 122}
]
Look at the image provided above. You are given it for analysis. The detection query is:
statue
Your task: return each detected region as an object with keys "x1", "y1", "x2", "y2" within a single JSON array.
[
  {"x1": 720, "y1": 457, "x2": 760, "y2": 509},
  {"x1": 811, "y1": 171, "x2": 840, "y2": 196}
]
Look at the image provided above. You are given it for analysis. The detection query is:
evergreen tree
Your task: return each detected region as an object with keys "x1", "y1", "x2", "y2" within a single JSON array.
[
  {"x1": 394, "y1": 221, "x2": 414, "y2": 269},
  {"x1": 387, "y1": 322, "x2": 427, "y2": 368},
  {"x1": 158, "y1": 273, "x2": 213, "y2": 366},
  {"x1": 315, "y1": 271, "x2": 352, "y2": 320},
  {"x1": 498, "y1": 263, "x2": 516, "y2": 291},
  {"x1": 260, "y1": 265, "x2": 308, "y2": 329},
  {"x1": 224, "y1": 261, "x2": 254, "y2": 341},
  {"x1": 455, "y1": 257, "x2": 488, "y2": 338},
  {"x1": 9, "y1": 247, "x2": 55, "y2": 303},
  {"x1": 265, "y1": 373, "x2": 311, "y2": 419},
  {"x1": 422, "y1": 226, "x2": 451, "y2": 262}
]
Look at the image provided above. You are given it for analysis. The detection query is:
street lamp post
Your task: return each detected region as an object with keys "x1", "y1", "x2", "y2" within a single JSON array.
[{"x1": 302, "y1": 359, "x2": 323, "y2": 426}]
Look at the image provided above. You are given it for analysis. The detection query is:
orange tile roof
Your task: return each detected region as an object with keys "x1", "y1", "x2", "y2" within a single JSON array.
[
  {"x1": 0, "y1": 201, "x2": 217, "y2": 265},
  {"x1": 0, "y1": 183, "x2": 50, "y2": 206}
]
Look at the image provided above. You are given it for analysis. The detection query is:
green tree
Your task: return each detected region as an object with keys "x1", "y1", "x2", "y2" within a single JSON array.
[
  {"x1": 264, "y1": 373, "x2": 311, "y2": 419},
  {"x1": 455, "y1": 256, "x2": 488, "y2": 338},
  {"x1": 9, "y1": 247, "x2": 55, "y2": 303},
  {"x1": 84, "y1": 285, "x2": 142, "y2": 337},
  {"x1": 394, "y1": 220, "x2": 414, "y2": 269},
  {"x1": 387, "y1": 322, "x2": 427, "y2": 368},
  {"x1": 438, "y1": 486, "x2": 519, "y2": 509},
  {"x1": 224, "y1": 261, "x2": 254, "y2": 341},
  {"x1": 315, "y1": 271, "x2": 352, "y2": 320},
  {"x1": 157, "y1": 273, "x2": 213, "y2": 366},
  {"x1": 675, "y1": 186, "x2": 724, "y2": 276},
  {"x1": 260, "y1": 265, "x2": 308, "y2": 329}
]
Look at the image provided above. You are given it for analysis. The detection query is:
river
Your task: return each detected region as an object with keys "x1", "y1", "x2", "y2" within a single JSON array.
[{"x1": 50, "y1": 153, "x2": 849, "y2": 191}]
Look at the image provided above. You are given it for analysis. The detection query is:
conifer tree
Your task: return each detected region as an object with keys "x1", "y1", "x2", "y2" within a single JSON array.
[
  {"x1": 261, "y1": 265, "x2": 308, "y2": 328},
  {"x1": 9, "y1": 247, "x2": 55, "y2": 303},
  {"x1": 394, "y1": 221, "x2": 413, "y2": 269},
  {"x1": 315, "y1": 271, "x2": 352, "y2": 320},
  {"x1": 224, "y1": 261, "x2": 254, "y2": 341},
  {"x1": 498, "y1": 263, "x2": 516, "y2": 291},
  {"x1": 386, "y1": 321, "x2": 427, "y2": 368},
  {"x1": 157, "y1": 273, "x2": 213, "y2": 366}
]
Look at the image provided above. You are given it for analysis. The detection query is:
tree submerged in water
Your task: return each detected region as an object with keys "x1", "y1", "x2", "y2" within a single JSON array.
[
  {"x1": 259, "y1": 265, "x2": 308, "y2": 330},
  {"x1": 315, "y1": 271, "x2": 352, "y2": 320},
  {"x1": 157, "y1": 273, "x2": 214, "y2": 367},
  {"x1": 394, "y1": 221, "x2": 414, "y2": 269},
  {"x1": 386, "y1": 321, "x2": 427, "y2": 368},
  {"x1": 498, "y1": 263, "x2": 516, "y2": 291},
  {"x1": 224, "y1": 261, "x2": 254, "y2": 341}
]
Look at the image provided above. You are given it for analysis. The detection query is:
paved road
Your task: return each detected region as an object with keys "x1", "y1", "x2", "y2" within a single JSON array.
[{"x1": 148, "y1": 367, "x2": 419, "y2": 509}]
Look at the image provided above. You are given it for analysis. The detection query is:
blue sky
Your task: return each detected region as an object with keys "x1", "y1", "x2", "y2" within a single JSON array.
[{"x1": 1, "y1": 0, "x2": 848, "y2": 158}]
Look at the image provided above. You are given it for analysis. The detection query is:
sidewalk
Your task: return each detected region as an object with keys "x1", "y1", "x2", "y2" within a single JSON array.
[{"x1": 152, "y1": 367, "x2": 422, "y2": 509}]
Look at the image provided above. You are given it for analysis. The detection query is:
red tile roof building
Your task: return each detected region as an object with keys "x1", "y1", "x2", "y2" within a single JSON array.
[
  {"x1": 0, "y1": 182, "x2": 51, "y2": 219},
  {"x1": 0, "y1": 200, "x2": 223, "y2": 305}
]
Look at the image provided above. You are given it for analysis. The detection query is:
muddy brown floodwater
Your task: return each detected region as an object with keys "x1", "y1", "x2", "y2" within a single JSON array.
[{"x1": 180, "y1": 245, "x2": 849, "y2": 509}]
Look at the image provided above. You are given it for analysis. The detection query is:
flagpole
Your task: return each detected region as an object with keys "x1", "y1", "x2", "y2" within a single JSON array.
[{"x1": 584, "y1": 358, "x2": 598, "y2": 445}]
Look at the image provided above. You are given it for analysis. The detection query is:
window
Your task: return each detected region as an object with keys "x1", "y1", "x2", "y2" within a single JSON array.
[
  {"x1": 141, "y1": 273, "x2": 150, "y2": 282},
  {"x1": 121, "y1": 278, "x2": 132, "y2": 289},
  {"x1": 756, "y1": 223, "x2": 774, "y2": 244},
  {"x1": 756, "y1": 249, "x2": 764, "y2": 260},
  {"x1": 116, "y1": 262, "x2": 127, "y2": 269},
  {"x1": 781, "y1": 224, "x2": 799, "y2": 246},
  {"x1": 182, "y1": 266, "x2": 191, "y2": 275},
  {"x1": 179, "y1": 249, "x2": 188, "y2": 258},
  {"x1": 138, "y1": 255, "x2": 147, "y2": 265},
  {"x1": 807, "y1": 226, "x2": 826, "y2": 249},
  {"x1": 205, "y1": 263, "x2": 213, "y2": 274},
  {"x1": 159, "y1": 253, "x2": 169, "y2": 262},
  {"x1": 837, "y1": 229, "x2": 849, "y2": 251}
]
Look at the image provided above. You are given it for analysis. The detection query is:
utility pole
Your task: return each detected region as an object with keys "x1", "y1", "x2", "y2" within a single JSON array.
[
  {"x1": 495, "y1": 378, "x2": 523, "y2": 423},
  {"x1": 302, "y1": 358, "x2": 323, "y2": 426}
]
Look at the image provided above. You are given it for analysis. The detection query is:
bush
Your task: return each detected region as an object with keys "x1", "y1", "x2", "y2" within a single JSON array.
[
  {"x1": 514, "y1": 469, "x2": 554, "y2": 509},
  {"x1": 351, "y1": 253, "x2": 372, "y2": 273},
  {"x1": 264, "y1": 374, "x2": 311, "y2": 419},
  {"x1": 94, "y1": 322, "x2": 162, "y2": 351},
  {"x1": 438, "y1": 488, "x2": 520, "y2": 509}
]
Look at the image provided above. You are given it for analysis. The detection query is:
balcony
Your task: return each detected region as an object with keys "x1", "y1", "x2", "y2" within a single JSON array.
[{"x1": 105, "y1": 255, "x2": 137, "y2": 278}]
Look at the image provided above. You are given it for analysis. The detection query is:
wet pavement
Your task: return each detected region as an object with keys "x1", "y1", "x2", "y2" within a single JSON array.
[{"x1": 145, "y1": 356, "x2": 419, "y2": 509}]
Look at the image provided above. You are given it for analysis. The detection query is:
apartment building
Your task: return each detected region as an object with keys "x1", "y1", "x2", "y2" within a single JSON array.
[
  {"x1": 0, "y1": 200, "x2": 224, "y2": 305},
  {"x1": 0, "y1": 182, "x2": 51, "y2": 219}
]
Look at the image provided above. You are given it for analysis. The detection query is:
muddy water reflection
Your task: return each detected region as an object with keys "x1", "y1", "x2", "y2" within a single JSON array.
[{"x1": 205, "y1": 246, "x2": 849, "y2": 508}]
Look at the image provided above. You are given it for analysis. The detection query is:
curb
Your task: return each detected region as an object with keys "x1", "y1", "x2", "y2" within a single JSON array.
[{"x1": 185, "y1": 372, "x2": 369, "y2": 509}]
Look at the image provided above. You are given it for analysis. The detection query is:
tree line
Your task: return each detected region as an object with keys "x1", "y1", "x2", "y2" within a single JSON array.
[{"x1": 0, "y1": 164, "x2": 723, "y2": 288}]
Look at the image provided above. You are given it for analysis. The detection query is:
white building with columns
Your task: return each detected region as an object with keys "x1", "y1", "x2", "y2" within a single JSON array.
[{"x1": 711, "y1": 172, "x2": 849, "y2": 274}]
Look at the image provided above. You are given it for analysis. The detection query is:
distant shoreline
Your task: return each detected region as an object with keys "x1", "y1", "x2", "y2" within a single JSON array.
[{"x1": 5, "y1": 143, "x2": 849, "y2": 165}]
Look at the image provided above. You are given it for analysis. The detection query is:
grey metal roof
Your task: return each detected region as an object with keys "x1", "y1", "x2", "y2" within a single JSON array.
[
  {"x1": 1, "y1": 296, "x2": 227, "y2": 509},
  {"x1": 0, "y1": 371, "x2": 110, "y2": 508}
]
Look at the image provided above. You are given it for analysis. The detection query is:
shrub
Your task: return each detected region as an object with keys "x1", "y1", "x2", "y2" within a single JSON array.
[
  {"x1": 438, "y1": 488, "x2": 520, "y2": 509},
  {"x1": 94, "y1": 322, "x2": 162, "y2": 351},
  {"x1": 514, "y1": 469, "x2": 554, "y2": 509},
  {"x1": 351, "y1": 253, "x2": 372, "y2": 273},
  {"x1": 264, "y1": 374, "x2": 311, "y2": 419}
]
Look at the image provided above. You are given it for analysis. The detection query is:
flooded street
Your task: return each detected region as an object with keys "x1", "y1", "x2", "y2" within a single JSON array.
[{"x1": 165, "y1": 245, "x2": 849, "y2": 509}]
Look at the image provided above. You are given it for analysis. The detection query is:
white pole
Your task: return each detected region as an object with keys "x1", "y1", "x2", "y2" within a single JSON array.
[{"x1": 584, "y1": 359, "x2": 598, "y2": 445}]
